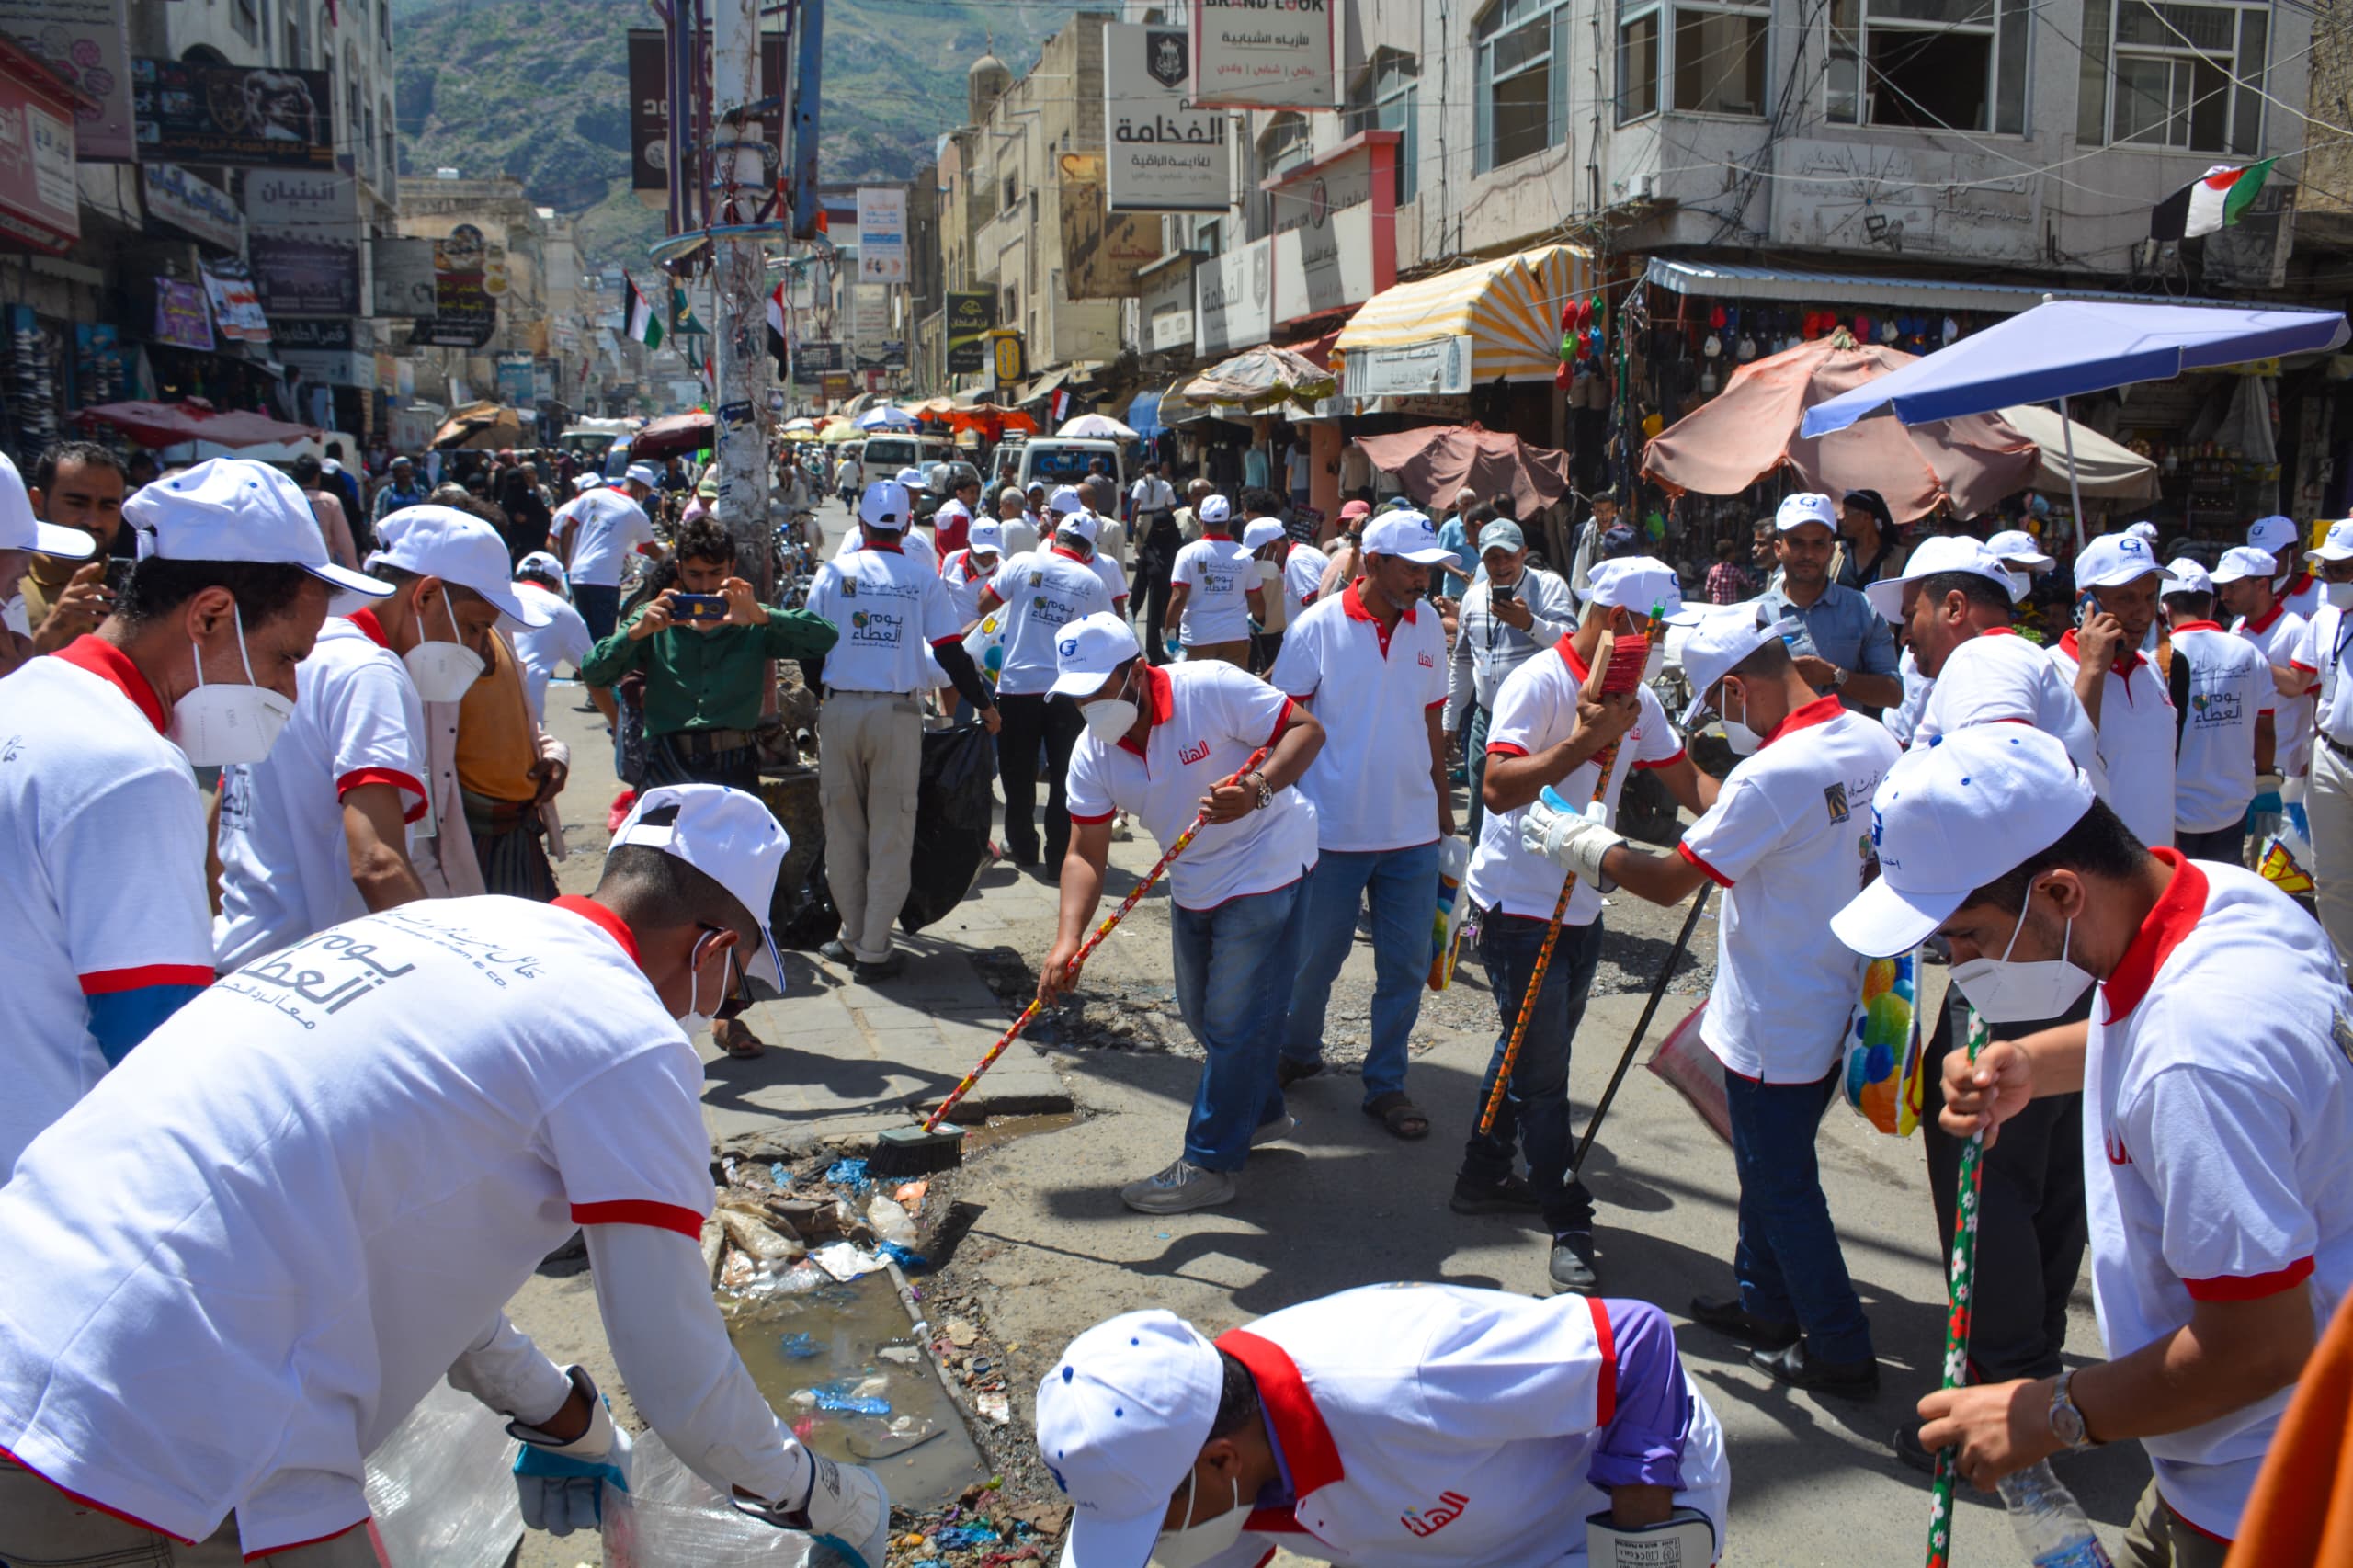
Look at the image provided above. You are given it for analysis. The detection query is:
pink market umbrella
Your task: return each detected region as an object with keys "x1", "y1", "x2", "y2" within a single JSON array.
[
  {"x1": 1352, "y1": 424, "x2": 1574, "y2": 521},
  {"x1": 76, "y1": 399, "x2": 319, "y2": 449},
  {"x1": 1642, "y1": 331, "x2": 2039, "y2": 523}
]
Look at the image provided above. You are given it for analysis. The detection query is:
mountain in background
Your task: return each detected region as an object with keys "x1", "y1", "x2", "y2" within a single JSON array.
[{"x1": 391, "y1": 0, "x2": 1078, "y2": 275}]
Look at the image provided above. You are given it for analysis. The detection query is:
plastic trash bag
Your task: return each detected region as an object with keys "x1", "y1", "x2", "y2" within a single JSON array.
[
  {"x1": 962, "y1": 608, "x2": 1007, "y2": 690},
  {"x1": 602, "y1": 1429, "x2": 825, "y2": 1568},
  {"x1": 899, "y1": 722, "x2": 996, "y2": 934},
  {"x1": 773, "y1": 844, "x2": 843, "y2": 950},
  {"x1": 1841, "y1": 949, "x2": 1924, "y2": 1137},
  {"x1": 1427, "y1": 835, "x2": 1471, "y2": 991},
  {"x1": 362, "y1": 1380, "x2": 526, "y2": 1568},
  {"x1": 1644, "y1": 999, "x2": 1730, "y2": 1148}
]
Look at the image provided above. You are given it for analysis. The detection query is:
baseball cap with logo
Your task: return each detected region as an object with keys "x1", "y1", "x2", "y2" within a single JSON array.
[
  {"x1": 0, "y1": 451, "x2": 94, "y2": 559},
  {"x1": 1196, "y1": 494, "x2": 1233, "y2": 528},
  {"x1": 1862, "y1": 535, "x2": 2018, "y2": 623},
  {"x1": 124, "y1": 457, "x2": 391, "y2": 598},
  {"x1": 897, "y1": 466, "x2": 930, "y2": 493},
  {"x1": 2163, "y1": 558, "x2": 2214, "y2": 597},
  {"x1": 967, "y1": 517, "x2": 1006, "y2": 557},
  {"x1": 2310, "y1": 519, "x2": 2353, "y2": 563},
  {"x1": 373, "y1": 506, "x2": 558, "y2": 626},
  {"x1": 608, "y1": 782, "x2": 790, "y2": 990},
  {"x1": 1586, "y1": 555, "x2": 1683, "y2": 618},
  {"x1": 1241, "y1": 517, "x2": 1287, "y2": 551},
  {"x1": 1360, "y1": 509, "x2": 1455, "y2": 565},
  {"x1": 2074, "y1": 531, "x2": 2173, "y2": 590},
  {"x1": 2210, "y1": 544, "x2": 2279, "y2": 585},
  {"x1": 859, "y1": 480, "x2": 913, "y2": 528},
  {"x1": 1985, "y1": 529, "x2": 2055, "y2": 571},
  {"x1": 1829, "y1": 725, "x2": 2098, "y2": 957},
  {"x1": 1775, "y1": 492, "x2": 1838, "y2": 533},
  {"x1": 2247, "y1": 515, "x2": 2300, "y2": 556},
  {"x1": 1673, "y1": 602, "x2": 1799, "y2": 725},
  {"x1": 1034, "y1": 1309, "x2": 1223, "y2": 1568},
  {"x1": 1048, "y1": 610, "x2": 1142, "y2": 699},
  {"x1": 1049, "y1": 485, "x2": 1087, "y2": 517},
  {"x1": 1057, "y1": 510, "x2": 1100, "y2": 546}
]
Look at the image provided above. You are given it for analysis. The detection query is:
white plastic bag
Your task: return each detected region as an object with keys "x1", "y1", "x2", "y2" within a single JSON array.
[
  {"x1": 362, "y1": 1380, "x2": 526, "y2": 1568},
  {"x1": 602, "y1": 1429, "x2": 821, "y2": 1568}
]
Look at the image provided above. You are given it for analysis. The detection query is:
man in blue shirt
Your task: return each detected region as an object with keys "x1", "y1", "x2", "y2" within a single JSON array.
[
  {"x1": 1752, "y1": 492, "x2": 1902, "y2": 717},
  {"x1": 1431, "y1": 489, "x2": 1482, "y2": 597}
]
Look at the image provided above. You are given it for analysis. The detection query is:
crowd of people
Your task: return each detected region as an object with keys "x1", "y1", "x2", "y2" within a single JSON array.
[{"x1": 0, "y1": 424, "x2": 2348, "y2": 1567}]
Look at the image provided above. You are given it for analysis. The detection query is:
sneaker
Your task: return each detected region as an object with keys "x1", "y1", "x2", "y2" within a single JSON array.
[
  {"x1": 1249, "y1": 1114, "x2": 1298, "y2": 1147},
  {"x1": 1449, "y1": 1174, "x2": 1545, "y2": 1215},
  {"x1": 1548, "y1": 1233, "x2": 1599, "y2": 1293},
  {"x1": 817, "y1": 939, "x2": 853, "y2": 964},
  {"x1": 1119, "y1": 1159, "x2": 1236, "y2": 1215}
]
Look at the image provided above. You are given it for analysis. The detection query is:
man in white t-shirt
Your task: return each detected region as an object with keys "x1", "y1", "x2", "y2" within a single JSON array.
[
  {"x1": 1270, "y1": 509, "x2": 1455, "y2": 1142},
  {"x1": 2161, "y1": 558, "x2": 2268, "y2": 863},
  {"x1": 1050, "y1": 490, "x2": 1129, "y2": 615},
  {"x1": 1040, "y1": 614, "x2": 1325, "y2": 1213},
  {"x1": 557, "y1": 465, "x2": 661, "y2": 642},
  {"x1": 2294, "y1": 519, "x2": 2353, "y2": 971},
  {"x1": 996, "y1": 484, "x2": 1041, "y2": 559},
  {"x1": 512, "y1": 551, "x2": 595, "y2": 726},
  {"x1": 1461, "y1": 559, "x2": 1709, "y2": 1294},
  {"x1": 941, "y1": 517, "x2": 1004, "y2": 626},
  {"x1": 0, "y1": 786, "x2": 892, "y2": 1568},
  {"x1": 2047, "y1": 531, "x2": 2177, "y2": 849},
  {"x1": 1167, "y1": 494, "x2": 1264, "y2": 667},
  {"x1": 1526, "y1": 603, "x2": 1897, "y2": 1398},
  {"x1": 2219, "y1": 542, "x2": 2319, "y2": 792},
  {"x1": 974, "y1": 504, "x2": 1115, "y2": 869},
  {"x1": 214, "y1": 505, "x2": 555, "y2": 974},
  {"x1": 1839, "y1": 727, "x2": 2352, "y2": 1566},
  {"x1": 2250, "y1": 512, "x2": 2324, "y2": 622}
]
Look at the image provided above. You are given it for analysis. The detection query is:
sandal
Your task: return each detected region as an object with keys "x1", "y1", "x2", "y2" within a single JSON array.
[
  {"x1": 712, "y1": 1018, "x2": 767, "y2": 1060},
  {"x1": 1363, "y1": 1091, "x2": 1430, "y2": 1141},
  {"x1": 1278, "y1": 1057, "x2": 1324, "y2": 1090}
]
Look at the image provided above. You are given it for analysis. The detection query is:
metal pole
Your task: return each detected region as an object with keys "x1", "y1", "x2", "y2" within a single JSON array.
[
  {"x1": 1568, "y1": 882, "x2": 1709, "y2": 1180},
  {"x1": 710, "y1": 0, "x2": 775, "y2": 590},
  {"x1": 2058, "y1": 393, "x2": 2087, "y2": 554}
]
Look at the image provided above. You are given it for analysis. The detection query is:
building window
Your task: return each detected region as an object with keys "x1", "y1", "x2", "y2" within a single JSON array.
[
  {"x1": 2073, "y1": 0, "x2": 2265, "y2": 153},
  {"x1": 1195, "y1": 217, "x2": 1221, "y2": 256},
  {"x1": 1827, "y1": 0, "x2": 2026, "y2": 133},
  {"x1": 1618, "y1": 0, "x2": 1767, "y2": 121},
  {"x1": 1345, "y1": 50, "x2": 1418, "y2": 203},
  {"x1": 1619, "y1": 5, "x2": 1661, "y2": 120},
  {"x1": 1256, "y1": 112, "x2": 1312, "y2": 233},
  {"x1": 1475, "y1": 0, "x2": 1568, "y2": 173},
  {"x1": 379, "y1": 0, "x2": 391, "y2": 49}
]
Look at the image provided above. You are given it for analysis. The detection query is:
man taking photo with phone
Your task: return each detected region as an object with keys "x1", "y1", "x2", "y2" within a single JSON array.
[{"x1": 18, "y1": 440, "x2": 129, "y2": 655}]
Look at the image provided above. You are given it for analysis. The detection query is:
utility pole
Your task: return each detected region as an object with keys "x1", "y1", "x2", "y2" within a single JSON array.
[{"x1": 708, "y1": 0, "x2": 778, "y2": 588}]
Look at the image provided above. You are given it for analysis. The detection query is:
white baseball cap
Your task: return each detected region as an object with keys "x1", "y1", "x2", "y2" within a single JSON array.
[
  {"x1": 2163, "y1": 557, "x2": 2214, "y2": 597},
  {"x1": 515, "y1": 550, "x2": 570, "y2": 592},
  {"x1": 897, "y1": 466, "x2": 930, "y2": 492},
  {"x1": 1241, "y1": 517, "x2": 1287, "y2": 551},
  {"x1": 1829, "y1": 725, "x2": 2097, "y2": 957},
  {"x1": 2211, "y1": 544, "x2": 2279, "y2": 585},
  {"x1": 1057, "y1": 509, "x2": 1100, "y2": 546},
  {"x1": 1775, "y1": 492, "x2": 1838, "y2": 533},
  {"x1": 1984, "y1": 529, "x2": 2053, "y2": 571},
  {"x1": 1197, "y1": 494, "x2": 1232, "y2": 528},
  {"x1": 1360, "y1": 509, "x2": 1455, "y2": 565},
  {"x1": 0, "y1": 451, "x2": 94, "y2": 559},
  {"x1": 2309, "y1": 519, "x2": 2353, "y2": 563},
  {"x1": 574, "y1": 472, "x2": 606, "y2": 494},
  {"x1": 1586, "y1": 556, "x2": 1684, "y2": 618},
  {"x1": 608, "y1": 782, "x2": 790, "y2": 990},
  {"x1": 1673, "y1": 602, "x2": 1797, "y2": 725},
  {"x1": 967, "y1": 517, "x2": 1006, "y2": 557},
  {"x1": 2247, "y1": 515, "x2": 2300, "y2": 555},
  {"x1": 858, "y1": 480, "x2": 912, "y2": 528},
  {"x1": 2126, "y1": 520, "x2": 2159, "y2": 543},
  {"x1": 1035, "y1": 1310, "x2": 1223, "y2": 1568},
  {"x1": 624, "y1": 462, "x2": 661, "y2": 488},
  {"x1": 372, "y1": 506, "x2": 556, "y2": 626},
  {"x1": 1049, "y1": 485, "x2": 1087, "y2": 517},
  {"x1": 2074, "y1": 531, "x2": 2173, "y2": 590},
  {"x1": 1048, "y1": 610, "x2": 1141, "y2": 699},
  {"x1": 124, "y1": 457, "x2": 390, "y2": 598},
  {"x1": 1862, "y1": 535, "x2": 2017, "y2": 622}
]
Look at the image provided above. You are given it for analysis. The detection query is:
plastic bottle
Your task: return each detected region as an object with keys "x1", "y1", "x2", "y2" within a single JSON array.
[{"x1": 1995, "y1": 1461, "x2": 2115, "y2": 1567}]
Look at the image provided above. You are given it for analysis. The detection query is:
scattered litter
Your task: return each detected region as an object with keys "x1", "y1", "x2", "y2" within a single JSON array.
[
  {"x1": 974, "y1": 1392, "x2": 1011, "y2": 1426},
  {"x1": 815, "y1": 1391, "x2": 892, "y2": 1415},
  {"x1": 879, "y1": 1344, "x2": 922, "y2": 1364},
  {"x1": 945, "y1": 1319, "x2": 979, "y2": 1347},
  {"x1": 867, "y1": 1193, "x2": 918, "y2": 1248},
  {"x1": 824, "y1": 1156, "x2": 872, "y2": 1193},
  {"x1": 778, "y1": 1332, "x2": 822, "y2": 1359},
  {"x1": 893, "y1": 1179, "x2": 929, "y2": 1214},
  {"x1": 771, "y1": 1162, "x2": 792, "y2": 1187},
  {"x1": 809, "y1": 1240, "x2": 888, "y2": 1281},
  {"x1": 1010, "y1": 1502, "x2": 1072, "y2": 1537},
  {"x1": 935, "y1": 1522, "x2": 1002, "y2": 1548},
  {"x1": 878, "y1": 1240, "x2": 930, "y2": 1271}
]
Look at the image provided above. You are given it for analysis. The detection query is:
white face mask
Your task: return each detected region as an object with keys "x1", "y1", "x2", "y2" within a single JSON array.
[
  {"x1": 169, "y1": 602, "x2": 296, "y2": 767},
  {"x1": 2326, "y1": 581, "x2": 2353, "y2": 611},
  {"x1": 679, "y1": 930, "x2": 733, "y2": 1036},
  {"x1": 404, "y1": 588, "x2": 486, "y2": 702},
  {"x1": 1716, "y1": 678, "x2": 1762, "y2": 756},
  {"x1": 1153, "y1": 1471, "x2": 1245, "y2": 1568},
  {"x1": 1082, "y1": 671, "x2": 1141, "y2": 744},
  {"x1": 1949, "y1": 883, "x2": 2096, "y2": 1023}
]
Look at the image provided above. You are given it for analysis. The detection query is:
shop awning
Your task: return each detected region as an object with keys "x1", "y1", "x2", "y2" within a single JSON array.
[
  {"x1": 1643, "y1": 257, "x2": 2290, "y2": 316},
  {"x1": 631, "y1": 410, "x2": 716, "y2": 460},
  {"x1": 1336, "y1": 244, "x2": 1595, "y2": 384},
  {"x1": 1019, "y1": 366, "x2": 1074, "y2": 406},
  {"x1": 1127, "y1": 390, "x2": 1165, "y2": 439},
  {"x1": 77, "y1": 400, "x2": 319, "y2": 450}
]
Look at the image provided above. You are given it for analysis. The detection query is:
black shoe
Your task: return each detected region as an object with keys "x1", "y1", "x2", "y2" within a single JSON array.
[
  {"x1": 1277, "y1": 1057, "x2": 1323, "y2": 1090},
  {"x1": 1010, "y1": 848, "x2": 1041, "y2": 868},
  {"x1": 1547, "y1": 1233, "x2": 1598, "y2": 1293},
  {"x1": 1449, "y1": 1174, "x2": 1544, "y2": 1215},
  {"x1": 1752, "y1": 1341, "x2": 1881, "y2": 1399},
  {"x1": 1688, "y1": 1294, "x2": 1802, "y2": 1349},
  {"x1": 817, "y1": 939, "x2": 853, "y2": 964},
  {"x1": 1892, "y1": 1422, "x2": 1938, "y2": 1475},
  {"x1": 852, "y1": 953, "x2": 905, "y2": 983}
]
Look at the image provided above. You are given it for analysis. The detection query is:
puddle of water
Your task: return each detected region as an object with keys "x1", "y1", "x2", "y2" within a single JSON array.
[
  {"x1": 723, "y1": 1273, "x2": 986, "y2": 1508},
  {"x1": 957, "y1": 1111, "x2": 1077, "y2": 1157}
]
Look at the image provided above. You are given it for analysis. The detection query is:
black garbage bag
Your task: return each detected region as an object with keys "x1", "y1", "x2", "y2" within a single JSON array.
[
  {"x1": 771, "y1": 843, "x2": 842, "y2": 950},
  {"x1": 900, "y1": 722, "x2": 997, "y2": 934}
]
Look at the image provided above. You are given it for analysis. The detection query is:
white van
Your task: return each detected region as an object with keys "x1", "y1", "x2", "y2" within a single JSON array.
[
  {"x1": 1016, "y1": 438, "x2": 1126, "y2": 496},
  {"x1": 859, "y1": 433, "x2": 955, "y2": 477}
]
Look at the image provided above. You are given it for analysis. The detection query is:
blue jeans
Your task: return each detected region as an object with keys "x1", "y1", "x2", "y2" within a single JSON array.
[
  {"x1": 1722, "y1": 1068, "x2": 1874, "y2": 1362},
  {"x1": 574, "y1": 582, "x2": 620, "y2": 645},
  {"x1": 1172, "y1": 872, "x2": 1312, "y2": 1171},
  {"x1": 1464, "y1": 704, "x2": 1492, "y2": 842},
  {"x1": 1282, "y1": 840, "x2": 1440, "y2": 1106},
  {"x1": 1458, "y1": 911, "x2": 1603, "y2": 1235}
]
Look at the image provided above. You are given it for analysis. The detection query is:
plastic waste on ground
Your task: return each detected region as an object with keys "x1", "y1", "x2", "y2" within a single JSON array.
[
  {"x1": 811, "y1": 1239, "x2": 890, "y2": 1281},
  {"x1": 1995, "y1": 1460, "x2": 2115, "y2": 1567},
  {"x1": 866, "y1": 1194, "x2": 917, "y2": 1249},
  {"x1": 362, "y1": 1380, "x2": 526, "y2": 1568},
  {"x1": 601, "y1": 1428, "x2": 829, "y2": 1568}
]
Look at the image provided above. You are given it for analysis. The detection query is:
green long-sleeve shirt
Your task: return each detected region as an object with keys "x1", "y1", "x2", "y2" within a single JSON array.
[{"x1": 582, "y1": 602, "x2": 838, "y2": 736}]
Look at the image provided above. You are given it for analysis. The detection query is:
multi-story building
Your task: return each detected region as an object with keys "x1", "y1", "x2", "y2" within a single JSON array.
[{"x1": 395, "y1": 174, "x2": 585, "y2": 426}]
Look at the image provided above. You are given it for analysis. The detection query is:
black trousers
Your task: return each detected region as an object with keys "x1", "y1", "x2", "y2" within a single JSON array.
[
  {"x1": 1920, "y1": 990, "x2": 2091, "y2": 1382},
  {"x1": 1135, "y1": 517, "x2": 1180, "y2": 664},
  {"x1": 995, "y1": 690, "x2": 1084, "y2": 866}
]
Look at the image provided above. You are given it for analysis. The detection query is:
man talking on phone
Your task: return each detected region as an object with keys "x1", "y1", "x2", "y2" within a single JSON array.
[{"x1": 1441, "y1": 520, "x2": 1575, "y2": 839}]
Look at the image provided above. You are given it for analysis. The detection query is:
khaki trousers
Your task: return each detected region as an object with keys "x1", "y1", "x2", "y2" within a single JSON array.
[
  {"x1": 2116, "y1": 1477, "x2": 2231, "y2": 1568},
  {"x1": 820, "y1": 690, "x2": 925, "y2": 964},
  {"x1": 0, "y1": 1457, "x2": 387, "y2": 1565},
  {"x1": 2309, "y1": 741, "x2": 2353, "y2": 976}
]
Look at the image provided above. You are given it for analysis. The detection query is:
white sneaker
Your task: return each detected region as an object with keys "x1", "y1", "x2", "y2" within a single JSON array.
[
  {"x1": 1249, "y1": 1114, "x2": 1298, "y2": 1147},
  {"x1": 1119, "y1": 1158, "x2": 1236, "y2": 1214}
]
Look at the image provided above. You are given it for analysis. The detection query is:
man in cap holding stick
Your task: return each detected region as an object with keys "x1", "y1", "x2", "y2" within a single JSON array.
[
  {"x1": 1523, "y1": 601, "x2": 1898, "y2": 1394},
  {"x1": 1836, "y1": 726, "x2": 2353, "y2": 1566}
]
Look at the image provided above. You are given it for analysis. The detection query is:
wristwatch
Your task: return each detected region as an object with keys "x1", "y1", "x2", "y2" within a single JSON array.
[
  {"x1": 1246, "y1": 770, "x2": 1273, "y2": 812},
  {"x1": 1830, "y1": 664, "x2": 1850, "y2": 690},
  {"x1": 2047, "y1": 1369, "x2": 2101, "y2": 1452}
]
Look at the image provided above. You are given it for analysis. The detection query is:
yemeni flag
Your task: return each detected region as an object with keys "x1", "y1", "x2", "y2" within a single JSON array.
[
  {"x1": 2152, "y1": 159, "x2": 2275, "y2": 242},
  {"x1": 622, "y1": 276, "x2": 664, "y2": 349}
]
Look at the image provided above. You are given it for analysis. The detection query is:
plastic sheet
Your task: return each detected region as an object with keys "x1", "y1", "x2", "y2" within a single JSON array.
[
  {"x1": 601, "y1": 1430, "x2": 824, "y2": 1568},
  {"x1": 899, "y1": 722, "x2": 997, "y2": 934},
  {"x1": 1644, "y1": 999, "x2": 1730, "y2": 1147},
  {"x1": 362, "y1": 1380, "x2": 526, "y2": 1568}
]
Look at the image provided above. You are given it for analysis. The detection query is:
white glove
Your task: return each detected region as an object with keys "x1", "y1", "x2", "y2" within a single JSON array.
[
  {"x1": 1586, "y1": 1505, "x2": 1718, "y2": 1566},
  {"x1": 1521, "y1": 795, "x2": 1624, "y2": 890},
  {"x1": 508, "y1": 1365, "x2": 633, "y2": 1536},
  {"x1": 737, "y1": 1454, "x2": 891, "y2": 1568}
]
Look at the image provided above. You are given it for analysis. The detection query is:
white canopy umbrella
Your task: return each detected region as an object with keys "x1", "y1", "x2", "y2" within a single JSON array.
[
  {"x1": 1995, "y1": 403, "x2": 2159, "y2": 503},
  {"x1": 854, "y1": 405, "x2": 916, "y2": 432},
  {"x1": 1058, "y1": 413, "x2": 1137, "y2": 440}
]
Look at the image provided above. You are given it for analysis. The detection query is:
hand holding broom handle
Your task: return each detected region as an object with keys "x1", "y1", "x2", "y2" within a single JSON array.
[{"x1": 1925, "y1": 1007, "x2": 1991, "y2": 1568}]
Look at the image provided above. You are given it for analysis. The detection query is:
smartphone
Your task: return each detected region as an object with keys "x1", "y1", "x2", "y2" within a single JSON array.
[
  {"x1": 671, "y1": 592, "x2": 729, "y2": 622},
  {"x1": 1491, "y1": 582, "x2": 1518, "y2": 603}
]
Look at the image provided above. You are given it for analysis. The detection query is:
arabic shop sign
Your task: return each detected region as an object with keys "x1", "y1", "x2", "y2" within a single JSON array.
[
  {"x1": 1345, "y1": 335, "x2": 1472, "y2": 399},
  {"x1": 1104, "y1": 24, "x2": 1230, "y2": 213},
  {"x1": 1191, "y1": 0, "x2": 1338, "y2": 112}
]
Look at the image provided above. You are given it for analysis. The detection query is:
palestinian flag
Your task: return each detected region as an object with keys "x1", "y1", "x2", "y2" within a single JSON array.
[
  {"x1": 623, "y1": 276, "x2": 664, "y2": 349},
  {"x1": 2152, "y1": 159, "x2": 2275, "y2": 242}
]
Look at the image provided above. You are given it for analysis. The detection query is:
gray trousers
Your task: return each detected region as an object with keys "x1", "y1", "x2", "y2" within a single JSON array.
[
  {"x1": 0, "y1": 1457, "x2": 386, "y2": 1565},
  {"x1": 820, "y1": 690, "x2": 925, "y2": 963}
]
